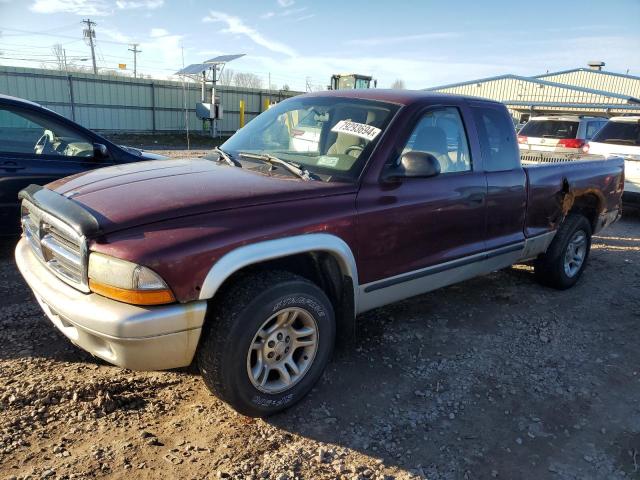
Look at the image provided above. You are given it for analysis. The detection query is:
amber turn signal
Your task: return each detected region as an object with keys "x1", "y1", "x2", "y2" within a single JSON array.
[{"x1": 89, "y1": 279, "x2": 175, "y2": 306}]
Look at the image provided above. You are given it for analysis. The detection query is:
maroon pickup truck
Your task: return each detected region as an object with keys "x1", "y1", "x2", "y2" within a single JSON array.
[{"x1": 15, "y1": 90, "x2": 623, "y2": 416}]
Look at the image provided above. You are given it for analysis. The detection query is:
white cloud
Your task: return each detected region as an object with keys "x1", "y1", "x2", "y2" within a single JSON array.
[
  {"x1": 29, "y1": 0, "x2": 111, "y2": 16},
  {"x1": 100, "y1": 26, "x2": 132, "y2": 43},
  {"x1": 277, "y1": 0, "x2": 294, "y2": 6},
  {"x1": 140, "y1": 28, "x2": 183, "y2": 67},
  {"x1": 261, "y1": 6, "x2": 309, "y2": 20},
  {"x1": 203, "y1": 11, "x2": 297, "y2": 57},
  {"x1": 280, "y1": 6, "x2": 306, "y2": 16},
  {"x1": 346, "y1": 32, "x2": 462, "y2": 47},
  {"x1": 116, "y1": 0, "x2": 163, "y2": 9},
  {"x1": 294, "y1": 13, "x2": 315, "y2": 22},
  {"x1": 150, "y1": 27, "x2": 169, "y2": 37}
]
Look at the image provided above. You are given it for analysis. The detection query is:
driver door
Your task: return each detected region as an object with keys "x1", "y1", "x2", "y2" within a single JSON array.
[{"x1": 0, "y1": 104, "x2": 107, "y2": 233}]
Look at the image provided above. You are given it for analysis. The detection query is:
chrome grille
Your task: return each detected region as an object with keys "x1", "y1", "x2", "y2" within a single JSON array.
[{"x1": 21, "y1": 200, "x2": 89, "y2": 292}]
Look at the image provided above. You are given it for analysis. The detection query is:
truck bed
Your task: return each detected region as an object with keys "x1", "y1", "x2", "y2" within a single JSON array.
[{"x1": 522, "y1": 153, "x2": 624, "y2": 238}]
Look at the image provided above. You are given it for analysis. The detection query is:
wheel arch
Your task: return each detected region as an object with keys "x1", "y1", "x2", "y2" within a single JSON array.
[
  {"x1": 567, "y1": 192, "x2": 602, "y2": 232},
  {"x1": 198, "y1": 234, "x2": 359, "y2": 339}
]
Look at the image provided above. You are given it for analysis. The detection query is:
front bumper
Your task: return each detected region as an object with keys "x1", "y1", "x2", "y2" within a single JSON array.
[{"x1": 15, "y1": 238, "x2": 207, "y2": 370}]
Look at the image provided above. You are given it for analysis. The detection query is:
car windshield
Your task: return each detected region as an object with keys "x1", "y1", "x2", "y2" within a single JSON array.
[
  {"x1": 592, "y1": 121, "x2": 640, "y2": 146},
  {"x1": 519, "y1": 120, "x2": 579, "y2": 139},
  {"x1": 221, "y1": 96, "x2": 399, "y2": 182}
]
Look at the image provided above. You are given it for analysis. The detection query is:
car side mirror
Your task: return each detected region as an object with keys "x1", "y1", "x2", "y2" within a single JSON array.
[
  {"x1": 385, "y1": 151, "x2": 441, "y2": 180},
  {"x1": 93, "y1": 143, "x2": 109, "y2": 159}
]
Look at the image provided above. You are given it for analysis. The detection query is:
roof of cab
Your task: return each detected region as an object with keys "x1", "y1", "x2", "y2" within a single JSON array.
[{"x1": 302, "y1": 88, "x2": 502, "y2": 106}]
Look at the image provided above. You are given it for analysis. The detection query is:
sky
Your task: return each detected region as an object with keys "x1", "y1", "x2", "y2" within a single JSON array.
[{"x1": 0, "y1": 0, "x2": 639, "y2": 91}]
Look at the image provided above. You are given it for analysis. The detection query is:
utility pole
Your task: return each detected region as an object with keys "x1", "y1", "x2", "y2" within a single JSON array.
[
  {"x1": 82, "y1": 18, "x2": 97, "y2": 75},
  {"x1": 128, "y1": 43, "x2": 140, "y2": 78},
  {"x1": 62, "y1": 49, "x2": 68, "y2": 73}
]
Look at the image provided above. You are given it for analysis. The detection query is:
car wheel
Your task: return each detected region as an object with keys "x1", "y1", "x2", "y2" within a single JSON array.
[
  {"x1": 197, "y1": 270, "x2": 335, "y2": 417},
  {"x1": 534, "y1": 213, "x2": 592, "y2": 290}
]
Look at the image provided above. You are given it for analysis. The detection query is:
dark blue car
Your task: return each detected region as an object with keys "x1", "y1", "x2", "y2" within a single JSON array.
[{"x1": 0, "y1": 94, "x2": 164, "y2": 235}]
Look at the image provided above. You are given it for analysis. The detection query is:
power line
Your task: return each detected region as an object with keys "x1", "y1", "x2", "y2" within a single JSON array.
[
  {"x1": 0, "y1": 40, "x2": 82, "y2": 50},
  {"x1": 0, "y1": 26, "x2": 128, "y2": 45}
]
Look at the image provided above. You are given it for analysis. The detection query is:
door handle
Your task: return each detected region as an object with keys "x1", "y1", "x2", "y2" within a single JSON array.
[
  {"x1": 1, "y1": 161, "x2": 26, "y2": 171},
  {"x1": 468, "y1": 193, "x2": 484, "y2": 205}
]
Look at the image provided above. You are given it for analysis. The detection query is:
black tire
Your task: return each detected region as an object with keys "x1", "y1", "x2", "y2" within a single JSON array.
[
  {"x1": 534, "y1": 213, "x2": 592, "y2": 290},
  {"x1": 197, "y1": 270, "x2": 335, "y2": 417}
]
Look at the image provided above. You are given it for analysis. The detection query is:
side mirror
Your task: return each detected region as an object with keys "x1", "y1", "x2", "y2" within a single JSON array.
[
  {"x1": 93, "y1": 143, "x2": 109, "y2": 159},
  {"x1": 385, "y1": 151, "x2": 441, "y2": 180}
]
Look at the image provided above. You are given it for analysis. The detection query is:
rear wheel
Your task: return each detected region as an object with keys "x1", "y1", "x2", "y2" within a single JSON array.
[
  {"x1": 534, "y1": 213, "x2": 592, "y2": 289},
  {"x1": 197, "y1": 271, "x2": 335, "y2": 417}
]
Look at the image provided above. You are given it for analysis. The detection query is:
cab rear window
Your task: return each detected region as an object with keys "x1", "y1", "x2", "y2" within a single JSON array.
[
  {"x1": 519, "y1": 120, "x2": 578, "y2": 139},
  {"x1": 592, "y1": 122, "x2": 640, "y2": 146}
]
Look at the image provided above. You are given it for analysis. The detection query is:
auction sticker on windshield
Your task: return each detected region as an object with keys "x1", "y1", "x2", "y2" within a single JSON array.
[{"x1": 331, "y1": 120, "x2": 381, "y2": 141}]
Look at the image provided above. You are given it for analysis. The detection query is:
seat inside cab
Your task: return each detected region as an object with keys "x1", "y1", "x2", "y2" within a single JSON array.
[{"x1": 327, "y1": 109, "x2": 385, "y2": 157}]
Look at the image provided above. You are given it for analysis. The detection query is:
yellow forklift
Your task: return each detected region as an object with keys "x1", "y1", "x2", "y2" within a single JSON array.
[{"x1": 329, "y1": 73, "x2": 376, "y2": 90}]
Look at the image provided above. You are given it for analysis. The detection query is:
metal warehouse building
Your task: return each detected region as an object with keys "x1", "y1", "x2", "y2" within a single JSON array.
[{"x1": 427, "y1": 65, "x2": 640, "y2": 123}]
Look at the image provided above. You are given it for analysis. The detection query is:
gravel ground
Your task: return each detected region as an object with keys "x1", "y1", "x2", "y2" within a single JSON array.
[{"x1": 1, "y1": 149, "x2": 640, "y2": 479}]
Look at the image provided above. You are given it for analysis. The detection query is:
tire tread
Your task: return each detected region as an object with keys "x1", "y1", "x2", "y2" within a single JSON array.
[{"x1": 534, "y1": 213, "x2": 592, "y2": 289}]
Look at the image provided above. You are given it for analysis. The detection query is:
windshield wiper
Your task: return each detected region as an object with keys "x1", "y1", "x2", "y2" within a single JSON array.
[
  {"x1": 213, "y1": 146, "x2": 241, "y2": 167},
  {"x1": 238, "y1": 152, "x2": 314, "y2": 181}
]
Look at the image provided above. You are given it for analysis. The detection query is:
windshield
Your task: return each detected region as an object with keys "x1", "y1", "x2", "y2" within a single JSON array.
[
  {"x1": 592, "y1": 121, "x2": 640, "y2": 146},
  {"x1": 221, "y1": 96, "x2": 399, "y2": 182},
  {"x1": 519, "y1": 120, "x2": 579, "y2": 139}
]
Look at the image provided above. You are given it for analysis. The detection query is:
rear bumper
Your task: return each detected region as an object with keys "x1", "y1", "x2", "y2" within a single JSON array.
[
  {"x1": 15, "y1": 238, "x2": 207, "y2": 370},
  {"x1": 595, "y1": 208, "x2": 621, "y2": 234}
]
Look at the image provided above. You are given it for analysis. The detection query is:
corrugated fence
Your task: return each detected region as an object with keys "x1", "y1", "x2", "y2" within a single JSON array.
[{"x1": 0, "y1": 65, "x2": 301, "y2": 134}]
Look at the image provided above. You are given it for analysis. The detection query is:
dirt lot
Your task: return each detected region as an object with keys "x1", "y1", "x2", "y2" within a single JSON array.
[{"x1": 1, "y1": 148, "x2": 640, "y2": 479}]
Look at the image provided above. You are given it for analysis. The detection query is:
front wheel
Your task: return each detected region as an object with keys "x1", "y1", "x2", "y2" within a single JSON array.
[
  {"x1": 534, "y1": 213, "x2": 592, "y2": 289},
  {"x1": 197, "y1": 271, "x2": 335, "y2": 417}
]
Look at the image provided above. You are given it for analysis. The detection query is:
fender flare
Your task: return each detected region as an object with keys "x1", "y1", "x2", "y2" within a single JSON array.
[{"x1": 197, "y1": 233, "x2": 359, "y2": 311}]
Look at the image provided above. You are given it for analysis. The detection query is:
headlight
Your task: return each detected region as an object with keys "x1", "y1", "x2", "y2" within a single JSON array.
[{"x1": 88, "y1": 253, "x2": 175, "y2": 305}]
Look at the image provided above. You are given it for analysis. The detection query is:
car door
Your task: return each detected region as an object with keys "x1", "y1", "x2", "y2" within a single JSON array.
[
  {"x1": 469, "y1": 102, "x2": 527, "y2": 250},
  {"x1": 0, "y1": 104, "x2": 112, "y2": 234},
  {"x1": 356, "y1": 105, "x2": 487, "y2": 297}
]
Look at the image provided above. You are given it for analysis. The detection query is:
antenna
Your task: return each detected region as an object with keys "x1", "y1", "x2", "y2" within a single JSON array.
[{"x1": 82, "y1": 18, "x2": 97, "y2": 75}]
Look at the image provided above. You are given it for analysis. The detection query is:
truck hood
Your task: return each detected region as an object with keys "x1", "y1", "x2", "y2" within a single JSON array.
[{"x1": 47, "y1": 159, "x2": 355, "y2": 234}]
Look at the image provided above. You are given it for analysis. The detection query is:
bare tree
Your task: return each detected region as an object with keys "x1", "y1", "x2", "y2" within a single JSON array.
[
  {"x1": 219, "y1": 68, "x2": 235, "y2": 86},
  {"x1": 233, "y1": 72, "x2": 263, "y2": 89},
  {"x1": 391, "y1": 79, "x2": 406, "y2": 89},
  {"x1": 281, "y1": 84, "x2": 290, "y2": 91},
  {"x1": 52, "y1": 43, "x2": 66, "y2": 71}
]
